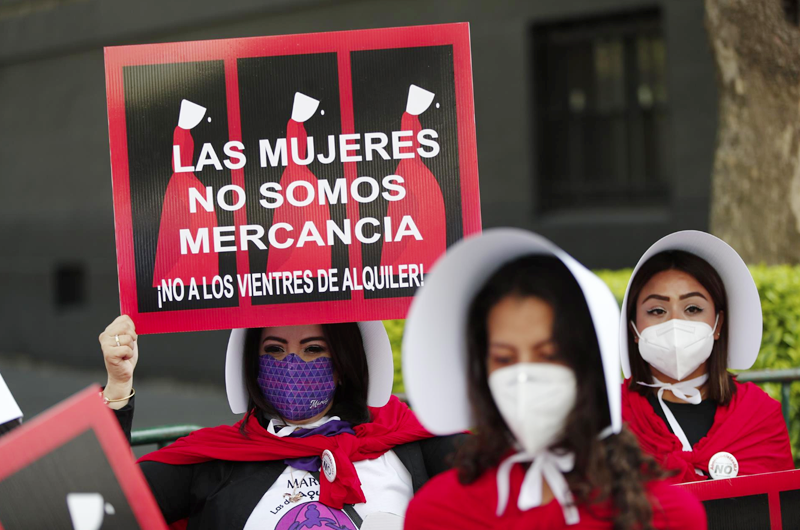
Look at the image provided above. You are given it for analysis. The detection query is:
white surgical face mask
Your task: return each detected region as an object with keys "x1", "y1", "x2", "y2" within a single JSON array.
[
  {"x1": 488, "y1": 363, "x2": 577, "y2": 455},
  {"x1": 632, "y1": 314, "x2": 719, "y2": 381}
]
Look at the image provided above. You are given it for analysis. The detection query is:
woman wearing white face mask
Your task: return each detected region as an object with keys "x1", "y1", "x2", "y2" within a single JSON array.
[
  {"x1": 620, "y1": 230, "x2": 793, "y2": 483},
  {"x1": 402, "y1": 229, "x2": 705, "y2": 529}
]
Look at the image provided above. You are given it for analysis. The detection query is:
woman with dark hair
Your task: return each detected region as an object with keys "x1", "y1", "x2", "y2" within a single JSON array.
[
  {"x1": 98, "y1": 317, "x2": 462, "y2": 530},
  {"x1": 620, "y1": 231, "x2": 794, "y2": 482},
  {"x1": 402, "y1": 229, "x2": 704, "y2": 529}
]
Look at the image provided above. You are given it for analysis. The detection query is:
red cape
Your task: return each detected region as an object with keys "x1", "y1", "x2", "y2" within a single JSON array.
[
  {"x1": 139, "y1": 396, "x2": 431, "y2": 509},
  {"x1": 404, "y1": 461, "x2": 707, "y2": 529},
  {"x1": 622, "y1": 379, "x2": 794, "y2": 483}
]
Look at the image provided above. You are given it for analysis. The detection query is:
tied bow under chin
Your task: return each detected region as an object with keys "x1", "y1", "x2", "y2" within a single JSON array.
[
  {"x1": 638, "y1": 374, "x2": 708, "y2": 453},
  {"x1": 495, "y1": 450, "x2": 579, "y2": 525}
]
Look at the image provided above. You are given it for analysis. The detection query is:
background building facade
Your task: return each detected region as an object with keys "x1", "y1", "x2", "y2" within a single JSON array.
[{"x1": 0, "y1": 0, "x2": 717, "y2": 383}]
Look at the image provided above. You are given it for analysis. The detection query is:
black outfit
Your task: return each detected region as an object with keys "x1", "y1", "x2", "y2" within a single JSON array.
[
  {"x1": 646, "y1": 393, "x2": 718, "y2": 447},
  {"x1": 0, "y1": 418, "x2": 21, "y2": 438},
  {"x1": 114, "y1": 398, "x2": 465, "y2": 530}
]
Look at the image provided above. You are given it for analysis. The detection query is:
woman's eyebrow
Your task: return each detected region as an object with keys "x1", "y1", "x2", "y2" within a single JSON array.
[
  {"x1": 679, "y1": 292, "x2": 708, "y2": 301},
  {"x1": 262, "y1": 336, "x2": 287, "y2": 344},
  {"x1": 642, "y1": 294, "x2": 669, "y2": 303},
  {"x1": 300, "y1": 336, "x2": 327, "y2": 344}
]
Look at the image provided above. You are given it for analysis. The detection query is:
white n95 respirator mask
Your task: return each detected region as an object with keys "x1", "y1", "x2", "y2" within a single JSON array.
[
  {"x1": 488, "y1": 363, "x2": 577, "y2": 455},
  {"x1": 632, "y1": 315, "x2": 719, "y2": 381}
]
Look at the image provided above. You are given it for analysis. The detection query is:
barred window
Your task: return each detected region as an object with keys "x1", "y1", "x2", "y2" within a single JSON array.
[{"x1": 533, "y1": 9, "x2": 670, "y2": 211}]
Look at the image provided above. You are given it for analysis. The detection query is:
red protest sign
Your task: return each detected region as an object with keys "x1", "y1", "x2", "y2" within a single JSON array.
[
  {"x1": 678, "y1": 469, "x2": 800, "y2": 530},
  {"x1": 0, "y1": 386, "x2": 168, "y2": 529},
  {"x1": 104, "y1": 23, "x2": 480, "y2": 334}
]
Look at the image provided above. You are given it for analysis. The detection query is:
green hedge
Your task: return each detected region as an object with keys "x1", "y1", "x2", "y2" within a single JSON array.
[
  {"x1": 383, "y1": 319, "x2": 407, "y2": 395},
  {"x1": 385, "y1": 265, "x2": 800, "y2": 461}
]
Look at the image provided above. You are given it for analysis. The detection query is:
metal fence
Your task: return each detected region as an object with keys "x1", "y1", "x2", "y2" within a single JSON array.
[
  {"x1": 129, "y1": 372, "x2": 800, "y2": 448},
  {"x1": 736, "y1": 368, "x2": 800, "y2": 428},
  {"x1": 131, "y1": 424, "x2": 203, "y2": 449}
]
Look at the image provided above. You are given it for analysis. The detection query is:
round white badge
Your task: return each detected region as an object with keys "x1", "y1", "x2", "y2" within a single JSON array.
[
  {"x1": 708, "y1": 452, "x2": 739, "y2": 479},
  {"x1": 321, "y1": 449, "x2": 337, "y2": 482}
]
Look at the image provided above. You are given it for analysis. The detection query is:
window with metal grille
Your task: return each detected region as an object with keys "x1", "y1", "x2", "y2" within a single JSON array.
[{"x1": 533, "y1": 9, "x2": 670, "y2": 211}]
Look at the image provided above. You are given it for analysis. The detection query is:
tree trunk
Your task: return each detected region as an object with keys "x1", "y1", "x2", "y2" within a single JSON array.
[{"x1": 706, "y1": 0, "x2": 800, "y2": 264}]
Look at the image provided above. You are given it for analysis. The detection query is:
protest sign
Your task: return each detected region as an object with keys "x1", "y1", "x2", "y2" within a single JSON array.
[
  {"x1": 0, "y1": 386, "x2": 168, "y2": 530},
  {"x1": 0, "y1": 372, "x2": 22, "y2": 434},
  {"x1": 678, "y1": 469, "x2": 800, "y2": 530},
  {"x1": 104, "y1": 23, "x2": 480, "y2": 333}
]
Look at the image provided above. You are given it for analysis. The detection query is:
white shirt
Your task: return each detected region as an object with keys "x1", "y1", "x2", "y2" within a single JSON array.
[{"x1": 243, "y1": 416, "x2": 413, "y2": 530}]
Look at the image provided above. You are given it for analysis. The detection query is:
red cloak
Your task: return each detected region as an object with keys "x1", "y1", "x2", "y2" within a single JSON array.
[
  {"x1": 622, "y1": 379, "x2": 794, "y2": 483},
  {"x1": 152, "y1": 127, "x2": 219, "y2": 288},
  {"x1": 138, "y1": 396, "x2": 431, "y2": 509},
  {"x1": 266, "y1": 119, "x2": 332, "y2": 275},
  {"x1": 404, "y1": 461, "x2": 707, "y2": 529},
  {"x1": 380, "y1": 112, "x2": 446, "y2": 272}
]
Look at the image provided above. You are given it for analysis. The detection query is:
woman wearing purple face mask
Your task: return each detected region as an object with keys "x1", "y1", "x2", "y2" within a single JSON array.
[
  {"x1": 620, "y1": 231, "x2": 794, "y2": 483},
  {"x1": 248, "y1": 325, "x2": 355, "y2": 425},
  {"x1": 98, "y1": 318, "x2": 463, "y2": 530}
]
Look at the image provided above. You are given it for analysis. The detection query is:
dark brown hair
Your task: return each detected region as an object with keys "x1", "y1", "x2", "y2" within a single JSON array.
[
  {"x1": 625, "y1": 250, "x2": 735, "y2": 405},
  {"x1": 240, "y1": 323, "x2": 371, "y2": 433},
  {"x1": 455, "y1": 255, "x2": 664, "y2": 530}
]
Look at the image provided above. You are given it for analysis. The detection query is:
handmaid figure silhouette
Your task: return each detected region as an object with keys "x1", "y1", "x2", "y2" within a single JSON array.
[
  {"x1": 152, "y1": 99, "x2": 219, "y2": 288},
  {"x1": 266, "y1": 93, "x2": 333, "y2": 277},
  {"x1": 380, "y1": 85, "x2": 446, "y2": 274}
]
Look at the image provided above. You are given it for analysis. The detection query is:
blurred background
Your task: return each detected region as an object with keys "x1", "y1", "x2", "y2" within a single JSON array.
[{"x1": 2, "y1": 0, "x2": 799, "y2": 453}]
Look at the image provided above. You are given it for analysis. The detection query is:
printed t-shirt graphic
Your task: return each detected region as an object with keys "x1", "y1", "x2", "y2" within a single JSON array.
[
  {"x1": 278, "y1": 503, "x2": 356, "y2": 530},
  {"x1": 244, "y1": 468, "x2": 356, "y2": 530},
  {"x1": 267, "y1": 92, "x2": 333, "y2": 275},
  {"x1": 238, "y1": 414, "x2": 415, "y2": 529},
  {"x1": 380, "y1": 85, "x2": 446, "y2": 273},
  {"x1": 152, "y1": 99, "x2": 219, "y2": 287}
]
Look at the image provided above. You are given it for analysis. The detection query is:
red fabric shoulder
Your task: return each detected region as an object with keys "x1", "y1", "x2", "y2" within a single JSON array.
[
  {"x1": 404, "y1": 469, "x2": 486, "y2": 530},
  {"x1": 695, "y1": 381, "x2": 794, "y2": 476},
  {"x1": 404, "y1": 464, "x2": 705, "y2": 529},
  {"x1": 647, "y1": 480, "x2": 707, "y2": 530},
  {"x1": 139, "y1": 396, "x2": 432, "y2": 510},
  {"x1": 622, "y1": 379, "x2": 794, "y2": 483},
  {"x1": 404, "y1": 467, "x2": 570, "y2": 530},
  {"x1": 139, "y1": 395, "x2": 429, "y2": 465}
]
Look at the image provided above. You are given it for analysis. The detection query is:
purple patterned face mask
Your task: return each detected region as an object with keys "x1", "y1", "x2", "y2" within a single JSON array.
[{"x1": 257, "y1": 353, "x2": 337, "y2": 421}]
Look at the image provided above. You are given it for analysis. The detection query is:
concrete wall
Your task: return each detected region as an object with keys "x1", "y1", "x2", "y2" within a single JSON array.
[{"x1": 0, "y1": 0, "x2": 718, "y2": 382}]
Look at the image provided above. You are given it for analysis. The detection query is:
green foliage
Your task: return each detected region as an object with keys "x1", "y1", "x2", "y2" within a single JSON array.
[
  {"x1": 748, "y1": 265, "x2": 800, "y2": 462},
  {"x1": 593, "y1": 269, "x2": 633, "y2": 305},
  {"x1": 382, "y1": 319, "x2": 406, "y2": 394},
  {"x1": 384, "y1": 265, "x2": 800, "y2": 460}
]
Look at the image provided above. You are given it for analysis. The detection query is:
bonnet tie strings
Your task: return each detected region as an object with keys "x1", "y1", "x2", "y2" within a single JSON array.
[
  {"x1": 638, "y1": 374, "x2": 709, "y2": 452},
  {"x1": 495, "y1": 450, "x2": 579, "y2": 525}
]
